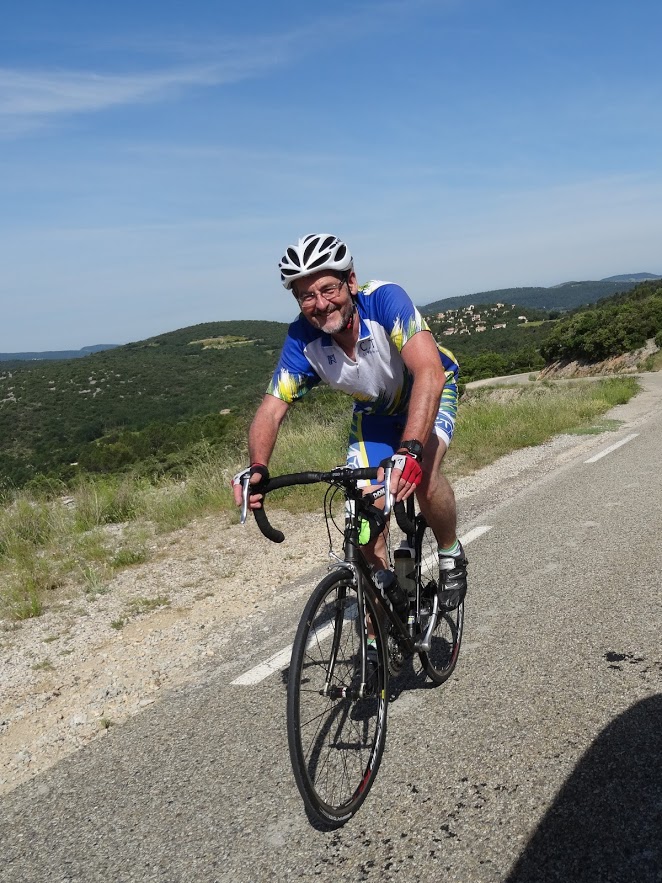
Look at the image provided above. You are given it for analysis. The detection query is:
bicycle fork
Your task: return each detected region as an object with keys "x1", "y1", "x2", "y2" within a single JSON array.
[{"x1": 321, "y1": 573, "x2": 374, "y2": 701}]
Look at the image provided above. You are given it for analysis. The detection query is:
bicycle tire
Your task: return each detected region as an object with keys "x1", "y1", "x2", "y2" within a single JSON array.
[
  {"x1": 415, "y1": 516, "x2": 464, "y2": 685},
  {"x1": 287, "y1": 570, "x2": 388, "y2": 827}
]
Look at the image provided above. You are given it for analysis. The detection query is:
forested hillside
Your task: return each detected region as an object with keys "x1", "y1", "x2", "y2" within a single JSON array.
[
  {"x1": 440, "y1": 323, "x2": 553, "y2": 380},
  {"x1": 541, "y1": 279, "x2": 662, "y2": 362},
  {"x1": 0, "y1": 321, "x2": 287, "y2": 488}
]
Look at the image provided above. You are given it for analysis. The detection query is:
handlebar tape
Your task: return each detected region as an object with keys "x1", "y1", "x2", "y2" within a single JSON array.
[{"x1": 252, "y1": 467, "x2": 380, "y2": 543}]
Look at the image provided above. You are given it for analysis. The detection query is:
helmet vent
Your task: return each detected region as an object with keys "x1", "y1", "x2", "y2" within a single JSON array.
[
  {"x1": 286, "y1": 247, "x2": 300, "y2": 266},
  {"x1": 303, "y1": 239, "x2": 318, "y2": 263}
]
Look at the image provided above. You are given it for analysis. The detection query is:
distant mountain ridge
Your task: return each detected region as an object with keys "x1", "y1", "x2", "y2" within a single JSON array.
[
  {"x1": 420, "y1": 274, "x2": 661, "y2": 315},
  {"x1": 600, "y1": 273, "x2": 661, "y2": 283},
  {"x1": 0, "y1": 344, "x2": 119, "y2": 363}
]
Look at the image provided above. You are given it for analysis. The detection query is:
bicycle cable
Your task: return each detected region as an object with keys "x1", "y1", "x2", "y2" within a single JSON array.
[{"x1": 323, "y1": 483, "x2": 348, "y2": 552}]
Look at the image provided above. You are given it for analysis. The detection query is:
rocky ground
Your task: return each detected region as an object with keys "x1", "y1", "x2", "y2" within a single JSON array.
[{"x1": 1, "y1": 377, "x2": 654, "y2": 796}]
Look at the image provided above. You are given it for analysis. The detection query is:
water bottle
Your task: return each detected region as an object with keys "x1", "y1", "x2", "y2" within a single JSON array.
[
  {"x1": 373, "y1": 569, "x2": 409, "y2": 619},
  {"x1": 394, "y1": 542, "x2": 416, "y2": 600}
]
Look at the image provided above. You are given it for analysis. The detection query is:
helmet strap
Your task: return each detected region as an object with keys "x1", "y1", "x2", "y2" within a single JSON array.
[{"x1": 343, "y1": 303, "x2": 357, "y2": 333}]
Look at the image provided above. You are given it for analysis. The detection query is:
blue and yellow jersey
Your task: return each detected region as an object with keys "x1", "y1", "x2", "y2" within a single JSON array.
[{"x1": 267, "y1": 280, "x2": 459, "y2": 418}]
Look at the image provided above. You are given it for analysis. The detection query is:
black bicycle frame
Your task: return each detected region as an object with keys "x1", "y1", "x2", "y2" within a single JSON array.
[
  {"x1": 242, "y1": 464, "x2": 443, "y2": 677},
  {"x1": 339, "y1": 493, "x2": 418, "y2": 685}
]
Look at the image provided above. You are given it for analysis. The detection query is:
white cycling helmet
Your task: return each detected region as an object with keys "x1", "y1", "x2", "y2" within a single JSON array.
[{"x1": 279, "y1": 233, "x2": 353, "y2": 289}]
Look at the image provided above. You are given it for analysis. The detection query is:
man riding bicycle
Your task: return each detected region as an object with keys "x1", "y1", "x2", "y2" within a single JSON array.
[{"x1": 232, "y1": 233, "x2": 467, "y2": 607}]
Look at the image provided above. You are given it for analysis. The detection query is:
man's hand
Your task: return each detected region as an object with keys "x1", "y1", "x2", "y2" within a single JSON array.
[
  {"x1": 384, "y1": 452, "x2": 422, "y2": 503},
  {"x1": 231, "y1": 464, "x2": 270, "y2": 510}
]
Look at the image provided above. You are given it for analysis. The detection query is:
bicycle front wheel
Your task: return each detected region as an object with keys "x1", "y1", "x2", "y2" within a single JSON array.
[
  {"x1": 416, "y1": 517, "x2": 464, "y2": 685},
  {"x1": 287, "y1": 570, "x2": 388, "y2": 828}
]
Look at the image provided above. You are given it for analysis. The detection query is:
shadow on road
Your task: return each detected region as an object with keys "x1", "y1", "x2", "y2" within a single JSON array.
[{"x1": 505, "y1": 693, "x2": 662, "y2": 883}]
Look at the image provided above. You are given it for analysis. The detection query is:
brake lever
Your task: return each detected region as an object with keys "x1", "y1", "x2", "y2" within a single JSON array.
[
  {"x1": 383, "y1": 464, "x2": 393, "y2": 517},
  {"x1": 240, "y1": 474, "x2": 250, "y2": 525}
]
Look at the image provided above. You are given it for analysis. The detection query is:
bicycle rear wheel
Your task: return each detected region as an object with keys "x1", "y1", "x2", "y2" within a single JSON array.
[
  {"x1": 287, "y1": 570, "x2": 388, "y2": 828},
  {"x1": 416, "y1": 517, "x2": 464, "y2": 685}
]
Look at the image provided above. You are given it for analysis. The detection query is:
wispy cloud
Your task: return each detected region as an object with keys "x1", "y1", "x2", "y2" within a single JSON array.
[
  {"x1": 0, "y1": 0, "x2": 451, "y2": 130},
  {"x1": 0, "y1": 62, "x2": 249, "y2": 121},
  {"x1": 0, "y1": 30, "x2": 295, "y2": 134}
]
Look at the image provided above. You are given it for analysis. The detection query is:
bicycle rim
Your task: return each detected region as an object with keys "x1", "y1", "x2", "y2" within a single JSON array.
[
  {"x1": 287, "y1": 570, "x2": 388, "y2": 827},
  {"x1": 416, "y1": 517, "x2": 464, "y2": 685}
]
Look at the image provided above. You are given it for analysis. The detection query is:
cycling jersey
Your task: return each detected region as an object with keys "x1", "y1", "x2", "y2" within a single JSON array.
[{"x1": 267, "y1": 280, "x2": 459, "y2": 419}]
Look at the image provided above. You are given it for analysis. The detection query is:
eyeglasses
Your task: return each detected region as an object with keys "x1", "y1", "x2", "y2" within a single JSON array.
[{"x1": 295, "y1": 279, "x2": 347, "y2": 308}]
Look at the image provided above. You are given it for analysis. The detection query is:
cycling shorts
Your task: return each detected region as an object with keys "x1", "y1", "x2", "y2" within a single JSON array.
[{"x1": 346, "y1": 400, "x2": 456, "y2": 482}]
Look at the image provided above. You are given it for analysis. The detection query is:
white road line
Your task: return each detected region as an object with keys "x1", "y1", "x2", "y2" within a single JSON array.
[
  {"x1": 231, "y1": 526, "x2": 492, "y2": 687},
  {"x1": 231, "y1": 604, "x2": 358, "y2": 687},
  {"x1": 231, "y1": 646, "x2": 294, "y2": 686},
  {"x1": 460, "y1": 525, "x2": 493, "y2": 545},
  {"x1": 584, "y1": 433, "x2": 639, "y2": 464}
]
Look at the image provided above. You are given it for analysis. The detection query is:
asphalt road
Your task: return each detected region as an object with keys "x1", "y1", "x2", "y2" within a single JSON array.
[{"x1": 1, "y1": 377, "x2": 661, "y2": 883}]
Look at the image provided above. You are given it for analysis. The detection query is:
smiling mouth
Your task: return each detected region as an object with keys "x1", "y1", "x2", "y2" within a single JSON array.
[{"x1": 315, "y1": 307, "x2": 337, "y2": 319}]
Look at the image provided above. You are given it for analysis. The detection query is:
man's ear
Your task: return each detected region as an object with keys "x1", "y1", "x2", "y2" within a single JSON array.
[{"x1": 347, "y1": 271, "x2": 359, "y2": 296}]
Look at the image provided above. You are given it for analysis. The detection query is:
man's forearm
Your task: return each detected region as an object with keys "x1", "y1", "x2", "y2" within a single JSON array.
[
  {"x1": 400, "y1": 368, "x2": 445, "y2": 445},
  {"x1": 248, "y1": 395, "x2": 289, "y2": 466},
  {"x1": 398, "y1": 330, "x2": 447, "y2": 448},
  {"x1": 248, "y1": 420, "x2": 279, "y2": 466}
]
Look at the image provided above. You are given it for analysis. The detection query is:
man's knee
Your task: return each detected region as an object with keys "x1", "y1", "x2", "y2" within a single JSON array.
[{"x1": 417, "y1": 467, "x2": 455, "y2": 509}]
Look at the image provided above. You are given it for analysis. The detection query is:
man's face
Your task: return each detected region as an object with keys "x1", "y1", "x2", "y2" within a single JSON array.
[{"x1": 293, "y1": 270, "x2": 358, "y2": 335}]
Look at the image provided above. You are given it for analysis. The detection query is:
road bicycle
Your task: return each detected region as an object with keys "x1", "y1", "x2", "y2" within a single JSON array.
[{"x1": 240, "y1": 463, "x2": 464, "y2": 828}]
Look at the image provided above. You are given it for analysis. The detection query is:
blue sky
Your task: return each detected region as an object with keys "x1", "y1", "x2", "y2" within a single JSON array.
[{"x1": 2, "y1": 0, "x2": 661, "y2": 351}]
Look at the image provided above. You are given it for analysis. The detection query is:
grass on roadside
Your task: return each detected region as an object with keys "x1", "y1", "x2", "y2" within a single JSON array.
[
  {"x1": 445, "y1": 376, "x2": 637, "y2": 476},
  {"x1": 0, "y1": 376, "x2": 639, "y2": 622}
]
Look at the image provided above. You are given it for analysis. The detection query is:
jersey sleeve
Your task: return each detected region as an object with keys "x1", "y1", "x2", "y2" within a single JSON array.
[
  {"x1": 363, "y1": 281, "x2": 460, "y2": 384},
  {"x1": 368, "y1": 283, "x2": 431, "y2": 352},
  {"x1": 266, "y1": 324, "x2": 321, "y2": 403}
]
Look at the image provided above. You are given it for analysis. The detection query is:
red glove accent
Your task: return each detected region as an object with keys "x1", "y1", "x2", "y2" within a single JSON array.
[{"x1": 391, "y1": 452, "x2": 423, "y2": 487}]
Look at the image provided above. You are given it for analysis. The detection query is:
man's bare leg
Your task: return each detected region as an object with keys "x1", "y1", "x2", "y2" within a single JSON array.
[
  {"x1": 415, "y1": 434, "x2": 457, "y2": 548},
  {"x1": 416, "y1": 433, "x2": 467, "y2": 608}
]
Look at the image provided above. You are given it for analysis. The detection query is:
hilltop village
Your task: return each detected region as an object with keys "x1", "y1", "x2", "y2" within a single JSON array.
[{"x1": 426, "y1": 302, "x2": 537, "y2": 337}]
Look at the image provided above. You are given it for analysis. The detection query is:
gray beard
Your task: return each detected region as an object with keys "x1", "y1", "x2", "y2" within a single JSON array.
[{"x1": 308, "y1": 300, "x2": 354, "y2": 335}]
